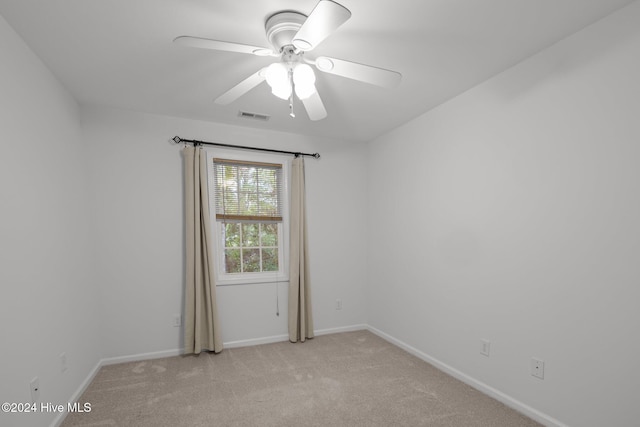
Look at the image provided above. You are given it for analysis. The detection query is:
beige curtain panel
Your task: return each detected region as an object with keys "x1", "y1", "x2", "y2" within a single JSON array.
[
  {"x1": 183, "y1": 146, "x2": 223, "y2": 354},
  {"x1": 288, "y1": 156, "x2": 314, "y2": 342}
]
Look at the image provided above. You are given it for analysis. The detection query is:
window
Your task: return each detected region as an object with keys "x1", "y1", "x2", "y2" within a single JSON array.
[
  {"x1": 221, "y1": 223, "x2": 279, "y2": 274},
  {"x1": 207, "y1": 151, "x2": 289, "y2": 285}
]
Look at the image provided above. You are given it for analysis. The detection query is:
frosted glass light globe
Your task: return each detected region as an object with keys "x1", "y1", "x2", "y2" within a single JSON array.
[
  {"x1": 293, "y1": 64, "x2": 316, "y2": 100},
  {"x1": 265, "y1": 63, "x2": 291, "y2": 100}
]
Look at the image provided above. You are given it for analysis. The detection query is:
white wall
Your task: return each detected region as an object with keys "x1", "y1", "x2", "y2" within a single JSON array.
[
  {"x1": 366, "y1": 3, "x2": 640, "y2": 427},
  {"x1": 0, "y1": 14, "x2": 101, "y2": 427},
  {"x1": 81, "y1": 106, "x2": 368, "y2": 358}
]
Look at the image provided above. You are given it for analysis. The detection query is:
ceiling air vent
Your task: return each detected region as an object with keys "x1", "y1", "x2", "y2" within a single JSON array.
[{"x1": 238, "y1": 111, "x2": 270, "y2": 121}]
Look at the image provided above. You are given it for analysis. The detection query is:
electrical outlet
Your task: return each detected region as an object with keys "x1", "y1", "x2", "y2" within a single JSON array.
[
  {"x1": 173, "y1": 314, "x2": 182, "y2": 327},
  {"x1": 30, "y1": 377, "x2": 40, "y2": 403},
  {"x1": 531, "y1": 357, "x2": 545, "y2": 379},
  {"x1": 335, "y1": 299, "x2": 342, "y2": 310},
  {"x1": 480, "y1": 339, "x2": 491, "y2": 357},
  {"x1": 60, "y1": 352, "x2": 68, "y2": 373}
]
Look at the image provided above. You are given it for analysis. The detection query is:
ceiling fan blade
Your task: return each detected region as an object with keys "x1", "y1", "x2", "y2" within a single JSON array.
[
  {"x1": 313, "y1": 56, "x2": 402, "y2": 88},
  {"x1": 215, "y1": 69, "x2": 266, "y2": 105},
  {"x1": 173, "y1": 36, "x2": 275, "y2": 56},
  {"x1": 301, "y1": 90, "x2": 327, "y2": 121},
  {"x1": 292, "y1": 0, "x2": 351, "y2": 51}
]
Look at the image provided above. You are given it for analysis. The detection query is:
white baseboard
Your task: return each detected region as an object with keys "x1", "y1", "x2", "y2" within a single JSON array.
[
  {"x1": 315, "y1": 323, "x2": 368, "y2": 336},
  {"x1": 224, "y1": 334, "x2": 289, "y2": 348},
  {"x1": 366, "y1": 325, "x2": 569, "y2": 427},
  {"x1": 100, "y1": 348, "x2": 183, "y2": 366}
]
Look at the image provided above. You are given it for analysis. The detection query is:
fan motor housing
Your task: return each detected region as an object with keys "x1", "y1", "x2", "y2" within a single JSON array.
[{"x1": 265, "y1": 11, "x2": 306, "y2": 53}]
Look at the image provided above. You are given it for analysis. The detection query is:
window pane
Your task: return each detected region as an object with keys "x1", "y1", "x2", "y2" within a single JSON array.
[
  {"x1": 239, "y1": 167, "x2": 257, "y2": 192},
  {"x1": 258, "y1": 169, "x2": 276, "y2": 216},
  {"x1": 258, "y1": 169, "x2": 276, "y2": 191},
  {"x1": 216, "y1": 165, "x2": 239, "y2": 215},
  {"x1": 214, "y1": 159, "x2": 283, "y2": 221},
  {"x1": 224, "y1": 223, "x2": 240, "y2": 247},
  {"x1": 262, "y1": 248, "x2": 278, "y2": 272},
  {"x1": 240, "y1": 192, "x2": 258, "y2": 216},
  {"x1": 242, "y1": 248, "x2": 260, "y2": 272},
  {"x1": 260, "y1": 223, "x2": 278, "y2": 246},
  {"x1": 222, "y1": 191, "x2": 238, "y2": 214},
  {"x1": 223, "y1": 166, "x2": 237, "y2": 191},
  {"x1": 259, "y1": 194, "x2": 278, "y2": 217},
  {"x1": 241, "y1": 223, "x2": 259, "y2": 247},
  {"x1": 224, "y1": 249, "x2": 241, "y2": 273}
]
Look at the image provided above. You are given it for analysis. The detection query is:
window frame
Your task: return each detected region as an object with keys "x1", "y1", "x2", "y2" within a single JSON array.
[{"x1": 206, "y1": 149, "x2": 290, "y2": 286}]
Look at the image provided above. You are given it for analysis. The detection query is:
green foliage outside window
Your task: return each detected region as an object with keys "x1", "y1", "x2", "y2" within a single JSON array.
[{"x1": 223, "y1": 222, "x2": 279, "y2": 274}]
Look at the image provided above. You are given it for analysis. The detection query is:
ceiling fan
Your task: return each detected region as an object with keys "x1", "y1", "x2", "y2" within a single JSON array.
[{"x1": 174, "y1": 0, "x2": 402, "y2": 121}]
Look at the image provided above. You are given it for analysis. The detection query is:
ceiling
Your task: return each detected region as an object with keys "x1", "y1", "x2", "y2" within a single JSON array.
[{"x1": 0, "y1": 0, "x2": 634, "y2": 143}]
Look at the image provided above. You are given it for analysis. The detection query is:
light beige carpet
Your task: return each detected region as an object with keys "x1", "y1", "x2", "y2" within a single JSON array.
[{"x1": 62, "y1": 330, "x2": 541, "y2": 426}]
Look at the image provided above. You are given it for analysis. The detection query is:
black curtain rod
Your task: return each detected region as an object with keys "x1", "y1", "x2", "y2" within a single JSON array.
[{"x1": 172, "y1": 136, "x2": 320, "y2": 159}]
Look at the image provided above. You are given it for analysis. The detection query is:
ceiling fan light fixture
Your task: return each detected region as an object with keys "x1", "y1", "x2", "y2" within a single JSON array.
[
  {"x1": 175, "y1": 0, "x2": 400, "y2": 121},
  {"x1": 272, "y1": 85, "x2": 292, "y2": 100},
  {"x1": 293, "y1": 64, "x2": 317, "y2": 99},
  {"x1": 265, "y1": 62, "x2": 292, "y2": 100}
]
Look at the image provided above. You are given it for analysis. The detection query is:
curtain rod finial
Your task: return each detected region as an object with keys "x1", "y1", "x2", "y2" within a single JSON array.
[
  {"x1": 172, "y1": 136, "x2": 182, "y2": 144},
  {"x1": 313, "y1": 153, "x2": 320, "y2": 159}
]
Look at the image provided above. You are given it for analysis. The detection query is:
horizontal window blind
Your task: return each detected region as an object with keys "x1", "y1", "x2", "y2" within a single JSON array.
[{"x1": 213, "y1": 158, "x2": 283, "y2": 222}]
